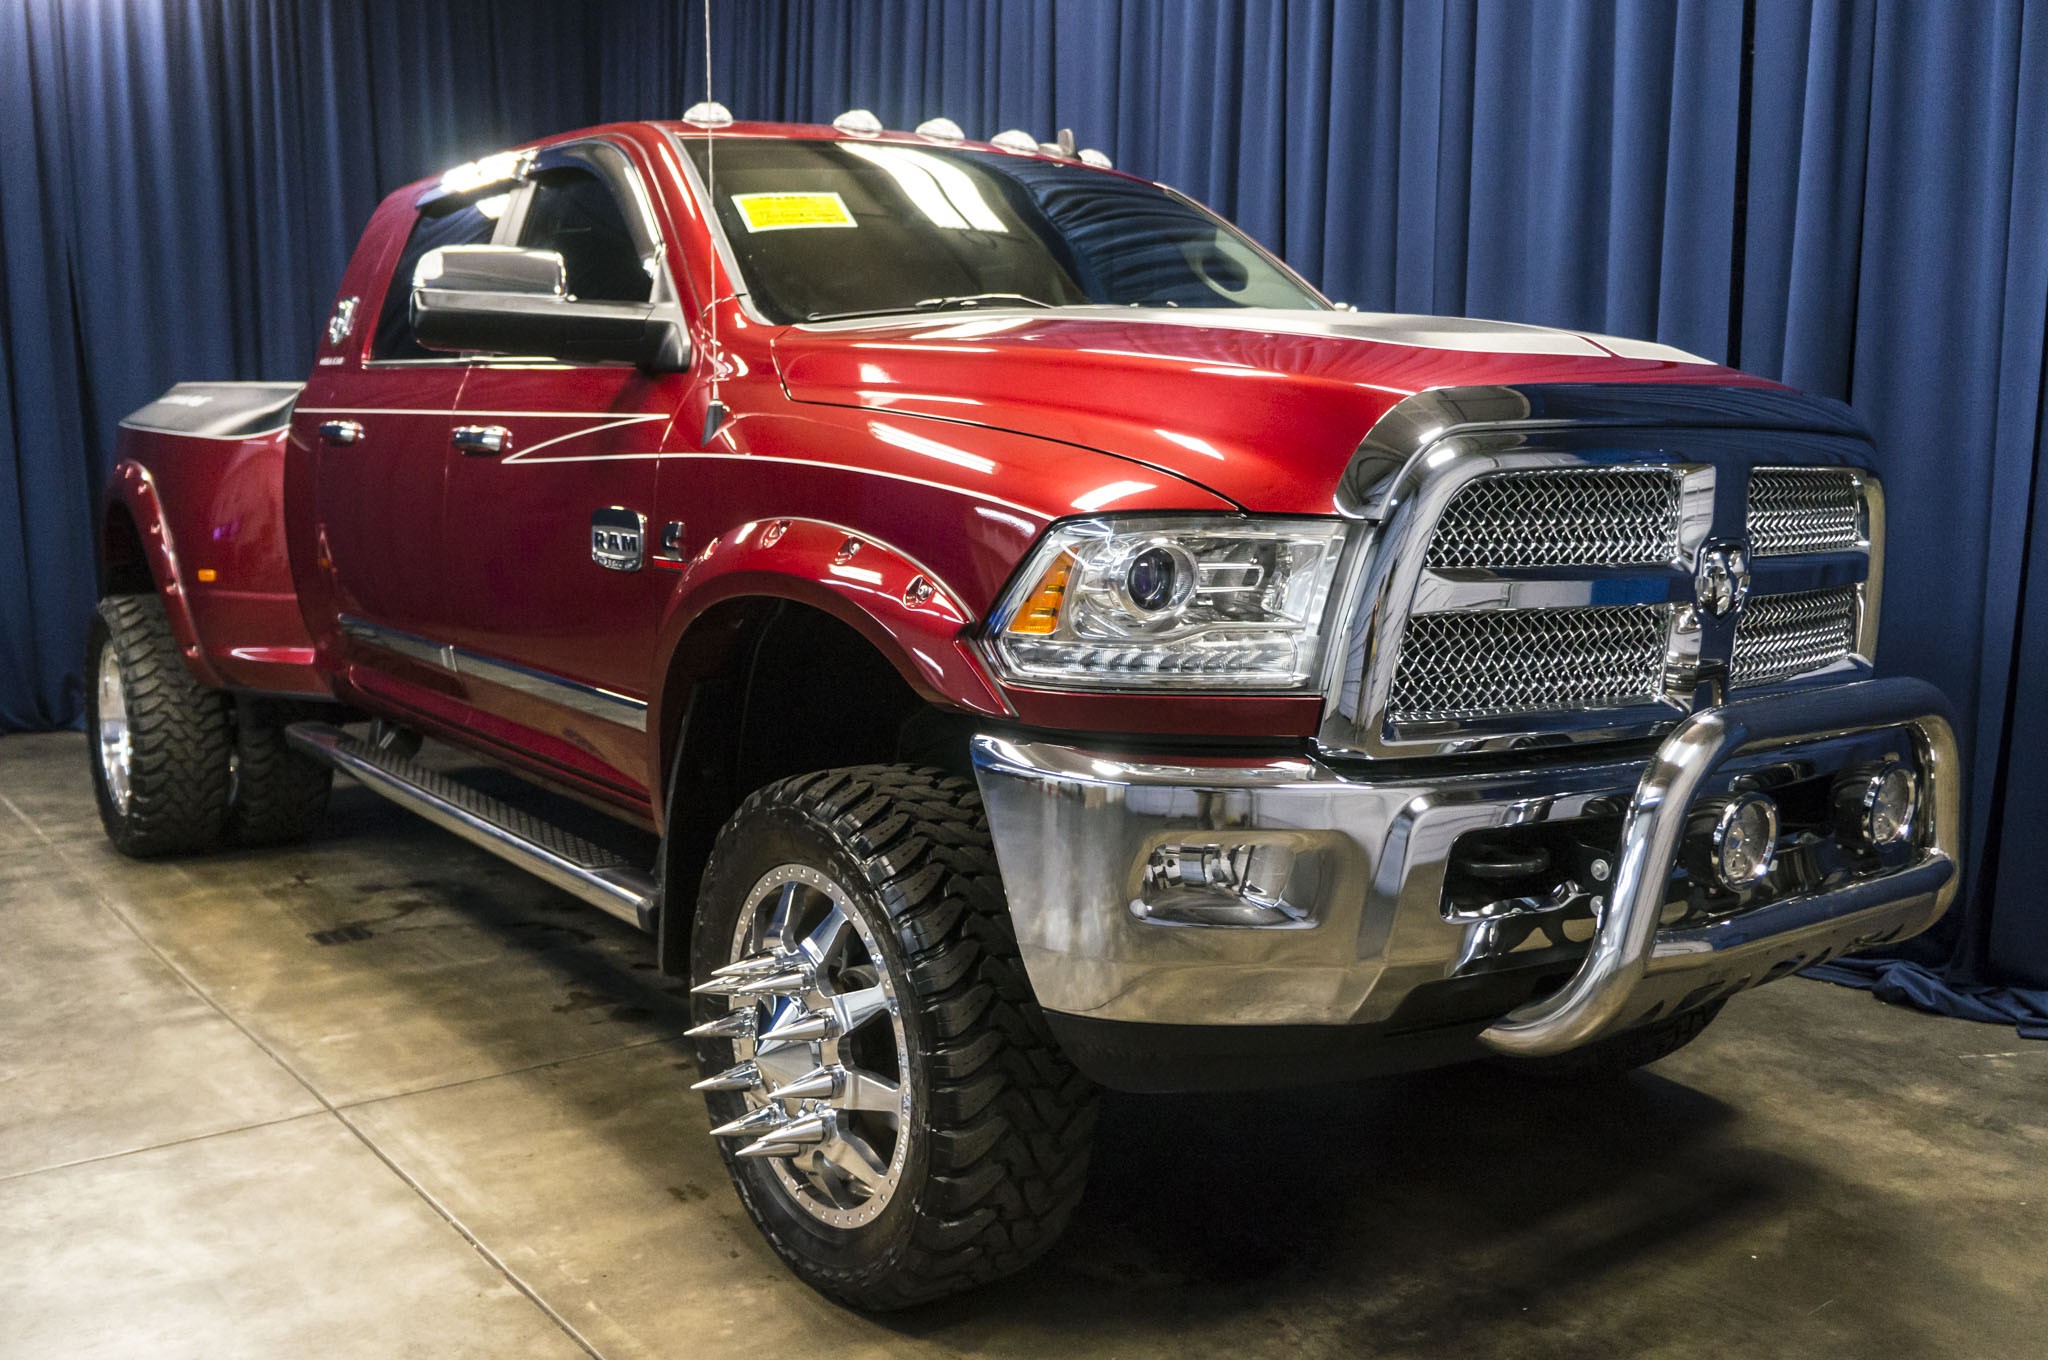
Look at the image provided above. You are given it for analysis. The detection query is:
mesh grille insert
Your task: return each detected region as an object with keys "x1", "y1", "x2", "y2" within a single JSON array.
[
  {"x1": 1389, "y1": 605, "x2": 1672, "y2": 722},
  {"x1": 1747, "y1": 468, "x2": 1860, "y2": 556},
  {"x1": 1426, "y1": 468, "x2": 1680, "y2": 569},
  {"x1": 1732, "y1": 587, "x2": 1858, "y2": 688}
]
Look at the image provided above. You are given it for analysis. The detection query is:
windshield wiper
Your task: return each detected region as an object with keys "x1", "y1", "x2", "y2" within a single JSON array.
[{"x1": 804, "y1": 293, "x2": 1060, "y2": 323}]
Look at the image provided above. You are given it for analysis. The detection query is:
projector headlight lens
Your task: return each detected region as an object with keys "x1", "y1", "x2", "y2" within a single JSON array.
[
  {"x1": 1712, "y1": 793, "x2": 1780, "y2": 889},
  {"x1": 989, "y1": 516, "x2": 1348, "y2": 689}
]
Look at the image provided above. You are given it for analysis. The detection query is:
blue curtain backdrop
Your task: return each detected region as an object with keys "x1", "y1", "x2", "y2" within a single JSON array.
[
  {"x1": 0, "y1": 0, "x2": 606, "y2": 733},
  {"x1": 3, "y1": 1, "x2": 2043, "y2": 990}
]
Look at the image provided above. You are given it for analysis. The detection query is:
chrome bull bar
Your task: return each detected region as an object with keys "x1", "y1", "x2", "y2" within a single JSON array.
[{"x1": 1478, "y1": 677, "x2": 1961, "y2": 1056}]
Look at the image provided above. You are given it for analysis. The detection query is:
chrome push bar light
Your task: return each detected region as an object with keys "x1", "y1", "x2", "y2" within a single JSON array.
[
  {"x1": 1698, "y1": 792, "x2": 1781, "y2": 891},
  {"x1": 1835, "y1": 761, "x2": 1919, "y2": 849},
  {"x1": 986, "y1": 516, "x2": 1349, "y2": 690}
]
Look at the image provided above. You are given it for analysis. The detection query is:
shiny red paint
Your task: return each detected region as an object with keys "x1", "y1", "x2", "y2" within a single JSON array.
[
  {"x1": 102, "y1": 446, "x2": 324, "y2": 696},
  {"x1": 109, "y1": 117, "x2": 1787, "y2": 822}
]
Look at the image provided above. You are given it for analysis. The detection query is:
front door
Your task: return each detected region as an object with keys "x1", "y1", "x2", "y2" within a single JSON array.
[{"x1": 439, "y1": 143, "x2": 688, "y2": 798}]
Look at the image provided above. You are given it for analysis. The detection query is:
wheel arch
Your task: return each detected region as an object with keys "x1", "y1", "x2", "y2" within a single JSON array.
[{"x1": 648, "y1": 523, "x2": 1008, "y2": 974}]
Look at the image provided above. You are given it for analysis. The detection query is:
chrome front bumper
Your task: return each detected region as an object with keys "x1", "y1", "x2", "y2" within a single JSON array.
[{"x1": 971, "y1": 678, "x2": 1961, "y2": 1062}]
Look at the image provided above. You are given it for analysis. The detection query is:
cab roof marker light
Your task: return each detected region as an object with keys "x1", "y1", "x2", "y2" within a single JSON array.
[
  {"x1": 683, "y1": 100, "x2": 734, "y2": 127},
  {"x1": 991, "y1": 129, "x2": 1040, "y2": 155},
  {"x1": 915, "y1": 117, "x2": 966, "y2": 142},
  {"x1": 832, "y1": 108, "x2": 885, "y2": 136},
  {"x1": 1079, "y1": 148, "x2": 1114, "y2": 169}
]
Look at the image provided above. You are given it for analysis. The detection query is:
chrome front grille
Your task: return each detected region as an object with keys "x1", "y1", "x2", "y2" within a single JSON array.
[
  {"x1": 1425, "y1": 468, "x2": 1681, "y2": 569},
  {"x1": 1732, "y1": 586, "x2": 1858, "y2": 688},
  {"x1": 1748, "y1": 468, "x2": 1861, "y2": 556},
  {"x1": 1328, "y1": 385, "x2": 1883, "y2": 758},
  {"x1": 1389, "y1": 605, "x2": 1672, "y2": 722}
]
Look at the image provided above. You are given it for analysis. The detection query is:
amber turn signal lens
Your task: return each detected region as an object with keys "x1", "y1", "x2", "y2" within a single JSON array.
[{"x1": 1007, "y1": 551, "x2": 1075, "y2": 635}]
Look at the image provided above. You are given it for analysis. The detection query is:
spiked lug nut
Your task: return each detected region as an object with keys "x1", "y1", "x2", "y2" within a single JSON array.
[
  {"x1": 690, "y1": 973, "x2": 766, "y2": 998},
  {"x1": 769, "y1": 1066, "x2": 840, "y2": 1102},
  {"x1": 732, "y1": 969, "x2": 814, "y2": 998},
  {"x1": 691, "y1": 1062, "x2": 763, "y2": 1093},
  {"x1": 709, "y1": 952, "x2": 789, "y2": 980},
  {"x1": 773, "y1": 1111, "x2": 833, "y2": 1143},
  {"x1": 759, "y1": 1009, "x2": 836, "y2": 1045},
  {"x1": 734, "y1": 1110, "x2": 832, "y2": 1160},
  {"x1": 683, "y1": 1009, "x2": 756, "y2": 1041},
  {"x1": 708, "y1": 1105, "x2": 790, "y2": 1140}
]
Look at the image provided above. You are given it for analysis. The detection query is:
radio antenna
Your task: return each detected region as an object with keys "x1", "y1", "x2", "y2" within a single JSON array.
[{"x1": 698, "y1": 0, "x2": 728, "y2": 444}]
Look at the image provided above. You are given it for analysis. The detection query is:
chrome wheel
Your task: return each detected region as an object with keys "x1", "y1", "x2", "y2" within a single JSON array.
[
  {"x1": 694, "y1": 863, "x2": 912, "y2": 1228},
  {"x1": 96, "y1": 643, "x2": 133, "y2": 814}
]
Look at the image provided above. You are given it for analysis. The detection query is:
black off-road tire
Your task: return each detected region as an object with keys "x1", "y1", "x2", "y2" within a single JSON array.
[
  {"x1": 227, "y1": 698, "x2": 333, "y2": 846},
  {"x1": 1496, "y1": 1000, "x2": 1726, "y2": 1080},
  {"x1": 690, "y1": 765, "x2": 1099, "y2": 1310},
  {"x1": 86, "y1": 595, "x2": 233, "y2": 857}
]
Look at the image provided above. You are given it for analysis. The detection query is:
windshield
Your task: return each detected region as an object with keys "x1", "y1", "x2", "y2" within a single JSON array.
[{"x1": 681, "y1": 138, "x2": 1328, "y2": 324}]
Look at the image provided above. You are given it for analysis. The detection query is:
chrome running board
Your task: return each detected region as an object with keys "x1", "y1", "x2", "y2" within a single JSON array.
[{"x1": 286, "y1": 722, "x2": 655, "y2": 931}]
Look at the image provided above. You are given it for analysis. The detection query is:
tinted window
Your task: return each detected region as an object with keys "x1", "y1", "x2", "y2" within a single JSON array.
[
  {"x1": 683, "y1": 139, "x2": 1325, "y2": 323},
  {"x1": 371, "y1": 196, "x2": 500, "y2": 360},
  {"x1": 518, "y1": 166, "x2": 651, "y2": 304}
]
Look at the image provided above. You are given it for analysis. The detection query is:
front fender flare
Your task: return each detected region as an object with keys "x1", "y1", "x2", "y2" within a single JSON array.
[{"x1": 645, "y1": 517, "x2": 1011, "y2": 791}]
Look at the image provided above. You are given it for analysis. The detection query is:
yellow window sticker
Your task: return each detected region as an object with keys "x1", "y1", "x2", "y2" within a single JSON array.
[{"x1": 731, "y1": 191, "x2": 857, "y2": 233}]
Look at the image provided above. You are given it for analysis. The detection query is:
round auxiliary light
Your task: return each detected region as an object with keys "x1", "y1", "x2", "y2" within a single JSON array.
[
  {"x1": 1857, "y1": 763, "x2": 1919, "y2": 847},
  {"x1": 1121, "y1": 544, "x2": 1195, "y2": 613},
  {"x1": 1711, "y1": 793, "x2": 1780, "y2": 890}
]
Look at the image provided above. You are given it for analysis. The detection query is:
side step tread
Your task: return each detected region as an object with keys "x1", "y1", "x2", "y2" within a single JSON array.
[{"x1": 287, "y1": 722, "x2": 655, "y2": 930}]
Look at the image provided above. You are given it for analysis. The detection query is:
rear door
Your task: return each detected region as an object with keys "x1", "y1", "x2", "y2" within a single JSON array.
[
  {"x1": 439, "y1": 140, "x2": 689, "y2": 794},
  {"x1": 299, "y1": 185, "x2": 517, "y2": 711}
]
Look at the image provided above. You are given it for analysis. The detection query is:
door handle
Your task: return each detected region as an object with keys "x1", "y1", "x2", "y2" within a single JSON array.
[
  {"x1": 453, "y1": 425, "x2": 512, "y2": 456},
  {"x1": 317, "y1": 419, "x2": 364, "y2": 446}
]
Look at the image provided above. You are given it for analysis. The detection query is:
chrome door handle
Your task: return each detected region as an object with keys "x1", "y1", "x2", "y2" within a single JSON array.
[
  {"x1": 453, "y1": 425, "x2": 512, "y2": 456},
  {"x1": 317, "y1": 419, "x2": 364, "y2": 446}
]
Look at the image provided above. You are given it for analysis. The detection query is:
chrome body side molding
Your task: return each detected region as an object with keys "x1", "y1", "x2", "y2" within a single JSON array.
[{"x1": 338, "y1": 614, "x2": 649, "y2": 731}]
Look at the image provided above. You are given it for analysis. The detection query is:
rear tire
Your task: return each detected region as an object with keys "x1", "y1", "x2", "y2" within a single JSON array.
[
  {"x1": 689, "y1": 765, "x2": 1098, "y2": 1310},
  {"x1": 86, "y1": 595, "x2": 233, "y2": 858},
  {"x1": 1495, "y1": 1001, "x2": 1725, "y2": 1080},
  {"x1": 226, "y1": 698, "x2": 333, "y2": 846}
]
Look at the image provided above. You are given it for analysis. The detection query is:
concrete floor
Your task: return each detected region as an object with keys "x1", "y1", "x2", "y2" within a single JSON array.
[{"x1": 2, "y1": 729, "x2": 2044, "y2": 1360}]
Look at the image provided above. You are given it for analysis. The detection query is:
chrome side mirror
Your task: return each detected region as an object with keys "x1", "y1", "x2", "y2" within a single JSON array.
[{"x1": 410, "y1": 245, "x2": 689, "y2": 372}]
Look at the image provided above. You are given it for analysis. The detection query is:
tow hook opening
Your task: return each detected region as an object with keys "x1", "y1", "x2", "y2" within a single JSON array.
[{"x1": 1443, "y1": 817, "x2": 1623, "y2": 924}]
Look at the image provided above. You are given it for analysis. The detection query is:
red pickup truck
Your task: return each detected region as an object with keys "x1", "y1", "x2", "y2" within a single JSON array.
[{"x1": 90, "y1": 110, "x2": 1961, "y2": 1308}]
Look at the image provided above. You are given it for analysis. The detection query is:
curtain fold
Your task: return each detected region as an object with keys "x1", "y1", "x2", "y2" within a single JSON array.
[{"x1": 5, "y1": 0, "x2": 2044, "y2": 987}]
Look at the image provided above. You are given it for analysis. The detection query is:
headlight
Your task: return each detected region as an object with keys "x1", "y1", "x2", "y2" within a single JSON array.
[{"x1": 986, "y1": 516, "x2": 1349, "y2": 689}]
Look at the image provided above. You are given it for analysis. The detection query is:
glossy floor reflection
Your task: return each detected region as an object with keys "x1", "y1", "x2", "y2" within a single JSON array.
[{"x1": 2, "y1": 731, "x2": 2041, "y2": 1359}]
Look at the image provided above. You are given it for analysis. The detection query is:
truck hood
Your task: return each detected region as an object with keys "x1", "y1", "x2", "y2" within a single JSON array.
[{"x1": 772, "y1": 307, "x2": 1771, "y2": 514}]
